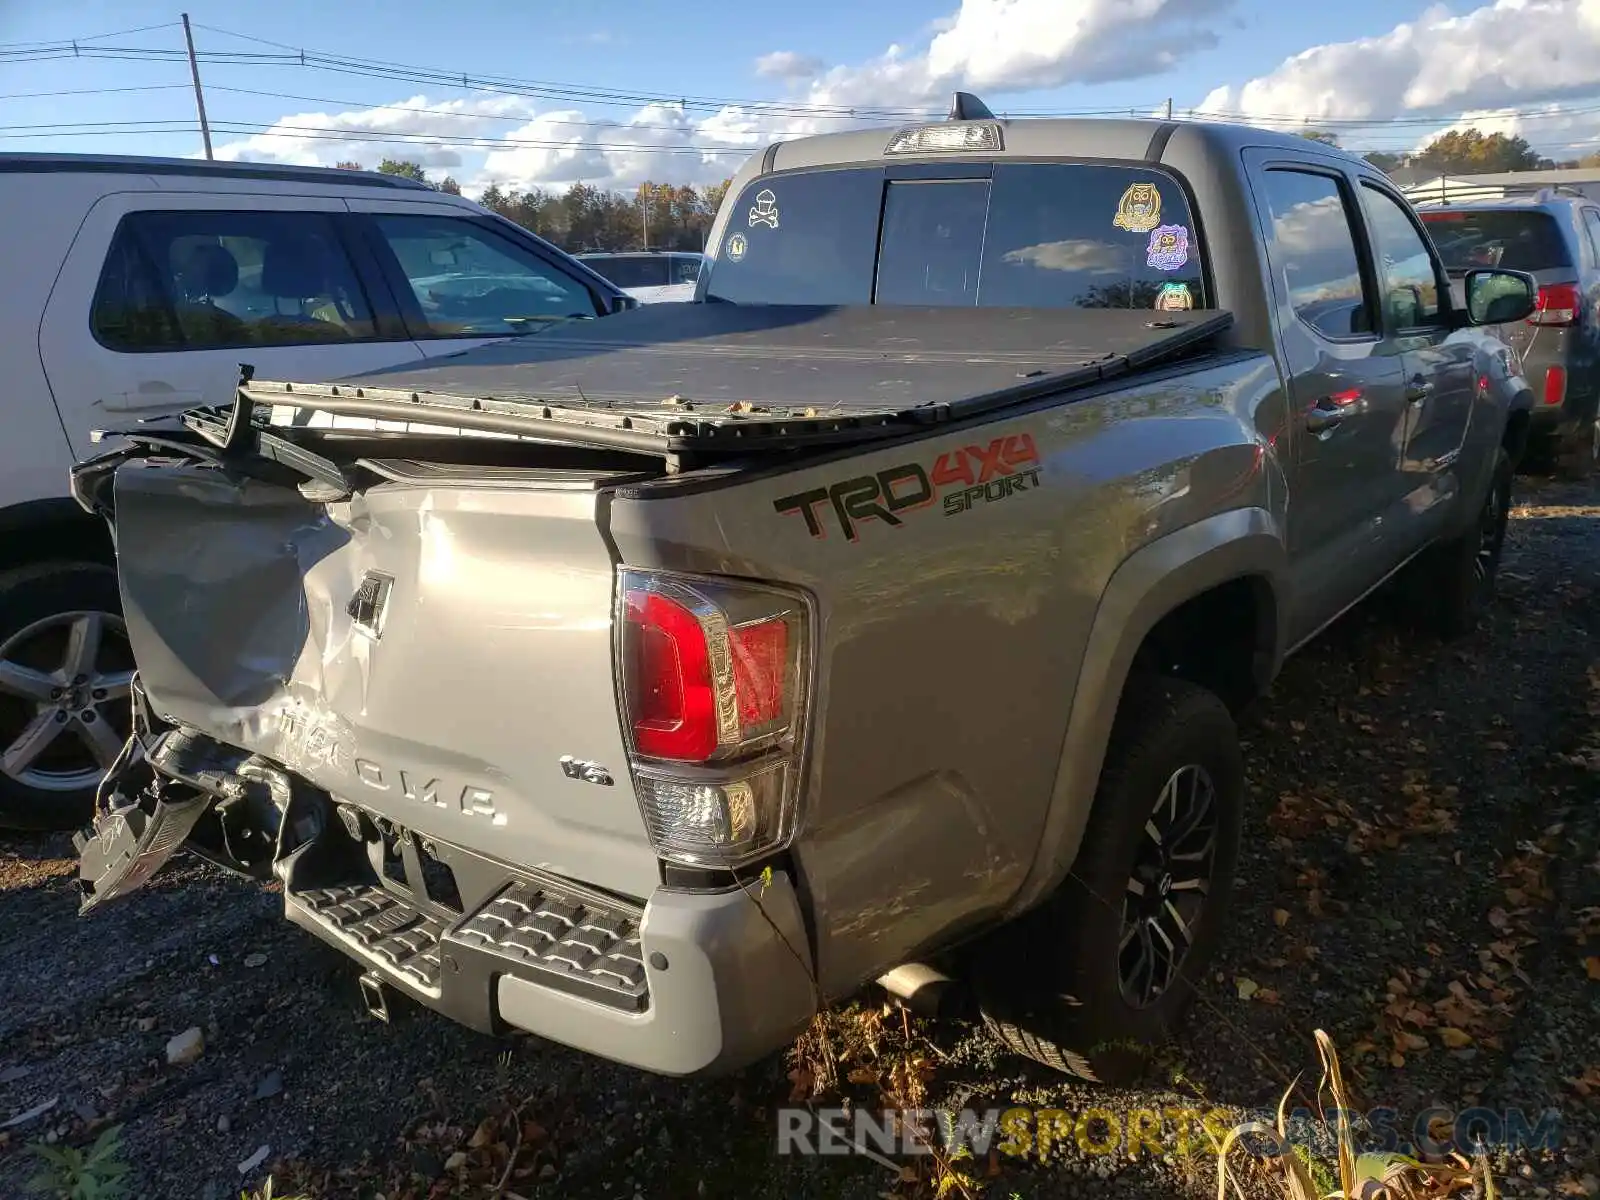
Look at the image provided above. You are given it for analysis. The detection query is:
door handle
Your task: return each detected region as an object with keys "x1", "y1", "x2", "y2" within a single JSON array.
[{"x1": 1406, "y1": 378, "x2": 1434, "y2": 404}]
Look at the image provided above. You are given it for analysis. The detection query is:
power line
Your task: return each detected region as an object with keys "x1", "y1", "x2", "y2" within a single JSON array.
[
  {"x1": 0, "y1": 20, "x2": 179, "y2": 50},
  {"x1": 0, "y1": 83, "x2": 190, "y2": 101}
]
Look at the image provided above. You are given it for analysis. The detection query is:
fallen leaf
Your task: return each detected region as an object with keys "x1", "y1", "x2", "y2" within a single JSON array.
[
  {"x1": 1488, "y1": 907, "x2": 1511, "y2": 932},
  {"x1": 847, "y1": 1066, "x2": 880, "y2": 1085},
  {"x1": 1273, "y1": 908, "x2": 1291, "y2": 928},
  {"x1": 1438, "y1": 1028, "x2": 1474, "y2": 1049},
  {"x1": 1236, "y1": 977, "x2": 1259, "y2": 1000},
  {"x1": 1256, "y1": 988, "x2": 1281, "y2": 1006}
]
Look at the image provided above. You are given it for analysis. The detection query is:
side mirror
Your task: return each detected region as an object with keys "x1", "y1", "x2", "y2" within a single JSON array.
[
  {"x1": 611, "y1": 293, "x2": 641, "y2": 313},
  {"x1": 1464, "y1": 268, "x2": 1537, "y2": 326}
]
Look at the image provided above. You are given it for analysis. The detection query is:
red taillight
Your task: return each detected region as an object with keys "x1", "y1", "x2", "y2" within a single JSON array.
[
  {"x1": 1544, "y1": 365, "x2": 1567, "y2": 407},
  {"x1": 1529, "y1": 283, "x2": 1580, "y2": 327},
  {"x1": 730, "y1": 618, "x2": 788, "y2": 726},
  {"x1": 621, "y1": 575, "x2": 806, "y2": 765},
  {"x1": 625, "y1": 590, "x2": 717, "y2": 761},
  {"x1": 618, "y1": 571, "x2": 812, "y2": 868}
]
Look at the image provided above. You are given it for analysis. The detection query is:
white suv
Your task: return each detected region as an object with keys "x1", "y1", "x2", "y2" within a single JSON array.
[{"x1": 0, "y1": 152, "x2": 631, "y2": 829}]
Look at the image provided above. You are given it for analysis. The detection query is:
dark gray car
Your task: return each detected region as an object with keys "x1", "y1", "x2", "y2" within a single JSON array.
[{"x1": 1418, "y1": 189, "x2": 1600, "y2": 476}]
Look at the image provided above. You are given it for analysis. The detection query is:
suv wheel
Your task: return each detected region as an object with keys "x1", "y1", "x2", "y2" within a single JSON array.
[
  {"x1": 0, "y1": 563, "x2": 134, "y2": 831},
  {"x1": 971, "y1": 676, "x2": 1243, "y2": 1085}
]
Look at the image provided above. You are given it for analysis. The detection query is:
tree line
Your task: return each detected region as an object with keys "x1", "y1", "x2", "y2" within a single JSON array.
[
  {"x1": 339, "y1": 124, "x2": 1596, "y2": 255},
  {"x1": 336, "y1": 159, "x2": 731, "y2": 254},
  {"x1": 1300, "y1": 128, "x2": 1594, "y2": 176}
]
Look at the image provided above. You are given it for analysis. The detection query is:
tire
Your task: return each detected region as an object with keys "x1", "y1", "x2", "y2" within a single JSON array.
[
  {"x1": 1414, "y1": 446, "x2": 1513, "y2": 641},
  {"x1": 970, "y1": 676, "x2": 1244, "y2": 1085},
  {"x1": 0, "y1": 562, "x2": 134, "y2": 831},
  {"x1": 1554, "y1": 418, "x2": 1599, "y2": 482}
]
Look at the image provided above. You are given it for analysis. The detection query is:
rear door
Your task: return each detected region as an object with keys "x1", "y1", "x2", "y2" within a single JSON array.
[
  {"x1": 1242, "y1": 156, "x2": 1412, "y2": 644},
  {"x1": 346, "y1": 200, "x2": 609, "y2": 356},
  {"x1": 40, "y1": 192, "x2": 426, "y2": 459},
  {"x1": 1356, "y1": 181, "x2": 1476, "y2": 529}
]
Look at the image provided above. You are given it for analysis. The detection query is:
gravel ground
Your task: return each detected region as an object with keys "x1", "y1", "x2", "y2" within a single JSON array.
[{"x1": 1, "y1": 474, "x2": 1596, "y2": 1200}]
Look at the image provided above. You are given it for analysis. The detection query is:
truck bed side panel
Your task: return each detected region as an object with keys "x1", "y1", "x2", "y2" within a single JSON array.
[{"x1": 607, "y1": 353, "x2": 1286, "y2": 997}]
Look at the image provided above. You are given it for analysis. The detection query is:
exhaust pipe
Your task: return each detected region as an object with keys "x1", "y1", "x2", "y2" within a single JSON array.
[
  {"x1": 358, "y1": 972, "x2": 390, "y2": 1023},
  {"x1": 876, "y1": 962, "x2": 955, "y2": 1017}
]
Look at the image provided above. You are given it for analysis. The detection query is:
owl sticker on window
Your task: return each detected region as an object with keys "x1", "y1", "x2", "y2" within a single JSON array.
[{"x1": 1113, "y1": 183, "x2": 1162, "y2": 234}]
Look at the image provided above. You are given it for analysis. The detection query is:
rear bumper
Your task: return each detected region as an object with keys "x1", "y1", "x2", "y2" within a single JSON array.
[
  {"x1": 283, "y1": 865, "x2": 818, "y2": 1076},
  {"x1": 121, "y1": 726, "x2": 817, "y2": 1077}
]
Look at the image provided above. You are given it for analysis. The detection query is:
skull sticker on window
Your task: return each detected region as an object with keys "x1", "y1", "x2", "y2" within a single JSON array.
[{"x1": 748, "y1": 189, "x2": 780, "y2": 230}]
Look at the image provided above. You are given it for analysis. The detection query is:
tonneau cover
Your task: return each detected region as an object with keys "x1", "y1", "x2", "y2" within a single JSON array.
[{"x1": 244, "y1": 303, "x2": 1231, "y2": 455}]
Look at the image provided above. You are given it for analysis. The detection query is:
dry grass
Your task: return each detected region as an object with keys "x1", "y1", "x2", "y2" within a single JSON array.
[{"x1": 1214, "y1": 1030, "x2": 1494, "y2": 1200}]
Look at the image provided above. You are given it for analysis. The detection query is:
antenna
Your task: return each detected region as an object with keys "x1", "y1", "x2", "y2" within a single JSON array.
[{"x1": 948, "y1": 91, "x2": 996, "y2": 122}]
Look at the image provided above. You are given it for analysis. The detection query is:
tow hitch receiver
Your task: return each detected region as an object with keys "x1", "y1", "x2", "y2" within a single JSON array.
[{"x1": 358, "y1": 972, "x2": 391, "y2": 1023}]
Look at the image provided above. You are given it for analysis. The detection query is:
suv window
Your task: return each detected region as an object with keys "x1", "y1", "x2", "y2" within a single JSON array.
[
  {"x1": 371, "y1": 214, "x2": 598, "y2": 336},
  {"x1": 92, "y1": 211, "x2": 377, "y2": 352},
  {"x1": 1582, "y1": 209, "x2": 1600, "y2": 266},
  {"x1": 1254, "y1": 169, "x2": 1373, "y2": 340},
  {"x1": 1360, "y1": 184, "x2": 1445, "y2": 329},
  {"x1": 1419, "y1": 209, "x2": 1574, "y2": 273},
  {"x1": 705, "y1": 163, "x2": 1208, "y2": 311},
  {"x1": 584, "y1": 255, "x2": 671, "y2": 289},
  {"x1": 670, "y1": 255, "x2": 702, "y2": 285}
]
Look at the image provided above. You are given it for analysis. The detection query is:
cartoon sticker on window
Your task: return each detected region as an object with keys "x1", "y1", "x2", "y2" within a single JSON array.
[
  {"x1": 1146, "y1": 224, "x2": 1189, "y2": 271},
  {"x1": 748, "y1": 189, "x2": 780, "y2": 230},
  {"x1": 1112, "y1": 183, "x2": 1162, "y2": 234},
  {"x1": 1154, "y1": 282, "x2": 1194, "y2": 311},
  {"x1": 726, "y1": 233, "x2": 748, "y2": 262}
]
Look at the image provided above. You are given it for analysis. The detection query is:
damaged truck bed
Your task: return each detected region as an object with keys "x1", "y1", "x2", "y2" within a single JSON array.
[{"x1": 65, "y1": 113, "x2": 1534, "y2": 1082}]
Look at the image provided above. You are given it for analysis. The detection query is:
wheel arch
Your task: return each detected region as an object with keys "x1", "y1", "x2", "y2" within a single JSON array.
[
  {"x1": 1002, "y1": 506, "x2": 1287, "y2": 919},
  {"x1": 0, "y1": 498, "x2": 114, "y2": 572}
]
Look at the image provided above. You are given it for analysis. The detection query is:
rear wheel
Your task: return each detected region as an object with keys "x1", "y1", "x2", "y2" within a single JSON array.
[
  {"x1": 971, "y1": 676, "x2": 1243, "y2": 1084},
  {"x1": 1412, "y1": 446, "x2": 1512, "y2": 641},
  {"x1": 0, "y1": 563, "x2": 134, "y2": 831},
  {"x1": 1554, "y1": 418, "x2": 1599, "y2": 481}
]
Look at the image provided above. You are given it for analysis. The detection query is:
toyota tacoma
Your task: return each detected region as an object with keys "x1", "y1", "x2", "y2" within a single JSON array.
[{"x1": 67, "y1": 97, "x2": 1538, "y2": 1083}]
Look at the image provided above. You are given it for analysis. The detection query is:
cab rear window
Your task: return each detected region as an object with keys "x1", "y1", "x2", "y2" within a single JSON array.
[
  {"x1": 704, "y1": 163, "x2": 1208, "y2": 313},
  {"x1": 1420, "y1": 210, "x2": 1573, "y2": 273}
]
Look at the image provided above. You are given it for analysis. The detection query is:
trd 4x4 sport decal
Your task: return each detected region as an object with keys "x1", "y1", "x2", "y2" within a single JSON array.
[{"x1": 774, "y1": 433, "x2": 1042, "y2": 541}]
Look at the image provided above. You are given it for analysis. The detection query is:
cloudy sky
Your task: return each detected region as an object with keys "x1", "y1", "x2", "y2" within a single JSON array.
[{"x1": 2, "y1": 0, "x2": 1597, "y2": 195}]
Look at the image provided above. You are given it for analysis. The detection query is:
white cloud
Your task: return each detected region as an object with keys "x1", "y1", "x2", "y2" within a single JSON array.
[
  {"x1": 212, "y1": 0, "x2": 1233, "y2": 193},
  {"x1": 755, "y1": 51, "x2": 824, "y2": 80},
  {"x1": 1198, "y1": 0, "x2": 1600, "y2": 126},
  {"x1": 211, "y1": 94, "x2": 531, "y2": 174},
  {"x1": 1002, "y1": 239, "x2": 1128, "y2": 273}
]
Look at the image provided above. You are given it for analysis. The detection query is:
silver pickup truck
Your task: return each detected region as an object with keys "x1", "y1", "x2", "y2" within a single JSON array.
[{"x1": 66, "y1": 99, "x2": 1538, "y2": 1084}]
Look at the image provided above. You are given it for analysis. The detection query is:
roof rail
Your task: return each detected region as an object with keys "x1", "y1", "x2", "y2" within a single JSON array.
[
  {"x1": 948, "y1": 91, "x2": 996, "y2": 122},
  {"x1": 0, "y1": 151, "x2": 435, "y2": 191}
]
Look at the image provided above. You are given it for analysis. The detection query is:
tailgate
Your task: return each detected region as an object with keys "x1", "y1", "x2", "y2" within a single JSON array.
[{"x1": 110, "y1": 458, "x2": 658, "y2": 900}]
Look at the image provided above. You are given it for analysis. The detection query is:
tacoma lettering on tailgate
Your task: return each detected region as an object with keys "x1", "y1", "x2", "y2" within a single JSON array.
[
  {"x1": 353, "y1": 759, "x2": 506, "y2": 826},
  {"x1": 774, "y1": 433, "x2": 1041, "y2": 541}
]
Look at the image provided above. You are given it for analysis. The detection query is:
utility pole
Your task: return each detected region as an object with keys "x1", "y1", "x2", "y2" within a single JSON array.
[
  {"x1": 1164, "y1": 98, "x2": 1173, "y2": 120},
  {"x1": 181, "y1": 13, "x2": 213, "y2": 160}
]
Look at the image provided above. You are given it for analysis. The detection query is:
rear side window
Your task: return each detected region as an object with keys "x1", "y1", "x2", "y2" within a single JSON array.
[
  {"x1": 92, "y1": 211, "x2": 377, "y2": 352},
  {"x1": 670, "y1": 256, "x2": 702, "y2": 285},
  {"x1": 1581, "y1": 209, "x2": 1600, "y2": 266},
  {"x1": 1419, "y1": 209, "x2": 1573, "y2": 273},
  {"x1": 705, "y1": 163, "x2": 1207, "y2": 312},
  {"x1": 585, "y1": 256, "x2": 671, "y2": 288},
  {"x1": 1254, "y1": 169, "x2": 1373, "y2": 340},
  {"x1": 370, "y1": 214, "x2": 598, "y2": 336}
]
